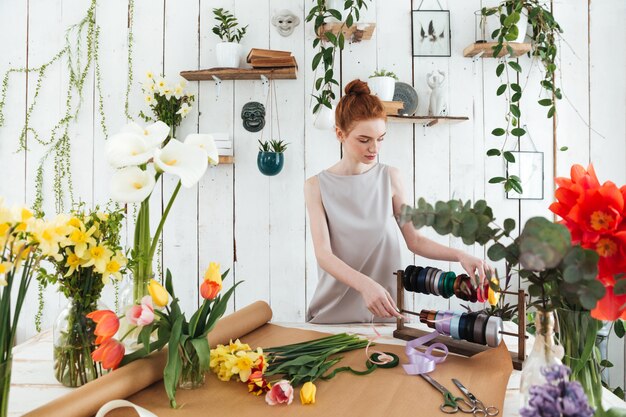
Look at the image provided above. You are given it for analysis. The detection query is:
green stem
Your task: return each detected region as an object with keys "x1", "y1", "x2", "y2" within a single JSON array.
[{"x1": 148, "y1": 180, "x2": 181, "y2": 264}]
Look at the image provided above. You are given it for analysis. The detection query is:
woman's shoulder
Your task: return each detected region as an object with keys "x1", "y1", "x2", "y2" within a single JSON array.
[{"x1": 304, "y1": 175, "x2": 321, "y2": 200}]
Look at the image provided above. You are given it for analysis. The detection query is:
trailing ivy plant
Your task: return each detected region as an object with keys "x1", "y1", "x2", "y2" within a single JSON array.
[
  {"x1": 306, "y1": 0, "x2": 369, "y2": 115},
  {"x1": 482, "y1": 0, "x2": 562, "y2": 194}
]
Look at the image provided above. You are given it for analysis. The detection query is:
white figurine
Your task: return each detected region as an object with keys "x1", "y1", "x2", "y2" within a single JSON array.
[{"x1": 427, "y1": 70, "x2": 448, "y2": 116}]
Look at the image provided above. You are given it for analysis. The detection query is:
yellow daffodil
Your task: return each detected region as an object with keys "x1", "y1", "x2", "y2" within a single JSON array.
[
  {"x1": 228, "y1": 338, "x2": 250, "y2": 353},
  {"x1": 96, "y1": 212, "x2": 109, "y2": 222},
  {"x1": 146, "y1": 71, "x2": 154, "y2": 81},
  {"x1": 300, "y1": 381, "x2": 316, "y2": 405},
  {"x1": 148, "y1": 278, "x2": 169, "y2": 307},
  {"x1": 0, "y1": 261, "x2": 13, "y2": 286},
  {"x1": 31, "y1": 219, "x2": 63, "y2": 261},
  {"x1": 110, "y1": 165, "x2": 157, "y2": 204},
  {"x1": 153, "y1": 139, "x2": 208, "y2": 188},
  {"x1": 185, "y1": 133, "x2": 219, "y2": 166},
  {"x1": 64, "y1": 248, "x2": 82, "y2": 277},
  {"x1": 82, "y1": 244, "x2": 113, "y2": 273},
  {"x1": 101, "y1": 251, "x2": 127, "y2": 284},
  {"x1": 67, "y1": 216, "x2": 83, "y2": 229},
  {"x1": 67, "y1": 224, "x2": 97, "y2": 258},
  {"x1": 144, "y1": 94, "x2": 154, "y2": 105},
  {"x1": 173, "y1": 83, "x2": 184, "y2": 100},
  {"x1": 176, "y1": 102, "x2": 191, "y2": 118}
]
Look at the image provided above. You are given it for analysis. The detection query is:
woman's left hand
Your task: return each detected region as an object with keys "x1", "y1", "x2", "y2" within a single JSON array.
[{"x1": 458, "y1": 252, "x2": 495, "y2": 288}]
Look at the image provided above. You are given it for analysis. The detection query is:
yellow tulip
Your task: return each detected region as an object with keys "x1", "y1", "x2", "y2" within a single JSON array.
[
  {"x1": 204, "y1": 262, "x2": 221, "y2": 282},
  {"x1": 487, "y1": 277, "x2": 500, "y2": 306},
  {"x1": 300, "y1": 381, "x2": 316, "y2": 405},
  {"x1": 148, "y1": 279, "x2": 169, "y2": 307}
]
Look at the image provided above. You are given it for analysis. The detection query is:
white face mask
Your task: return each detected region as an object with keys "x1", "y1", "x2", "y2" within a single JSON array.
[{"x1": 272, "y1": 10, "x2": 300, "y2": 37}]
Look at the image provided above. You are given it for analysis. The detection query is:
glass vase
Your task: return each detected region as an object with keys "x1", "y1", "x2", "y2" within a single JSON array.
[
  {"x1": 178, "y1": 344, "x2": 205, "y2": 390},
  {"x1": 0, "y1": 358, "x2": 11, "y2": 417},
  {"x1": 520, "y1": 310, "x2": 564, "y2": 407},
  {"x1": 53, "y1": 298, "x2": 105, "y2": 387},
  {"x1": 556, "y1": 308, "x2": 603, "y2": 408}
]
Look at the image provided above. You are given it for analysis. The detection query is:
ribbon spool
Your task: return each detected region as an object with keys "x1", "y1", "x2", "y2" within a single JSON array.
[{"x1": 419, "y1": 309, "x2": 503, "y2": 348}]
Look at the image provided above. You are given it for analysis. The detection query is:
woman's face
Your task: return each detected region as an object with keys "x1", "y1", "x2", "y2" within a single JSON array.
[{"x1": 337, "y1": 118, "x2": 386, "y2": 165}]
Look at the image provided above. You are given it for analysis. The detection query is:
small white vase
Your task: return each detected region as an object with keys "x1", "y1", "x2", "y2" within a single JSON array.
[
  {"x1": 215, "y1": 42, "x2": 241, "y2": 68},
  {"x1": 312, "y1": 105, "x2": 335, "y2": 130},
  {"x1": 368, "y1": 76, "x2": 396, "y2": 101}
]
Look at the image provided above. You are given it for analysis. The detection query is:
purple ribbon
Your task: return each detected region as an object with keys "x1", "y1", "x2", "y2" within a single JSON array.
[{"x1": 402, "y1": 330, "x2": 449, "y2": 375}]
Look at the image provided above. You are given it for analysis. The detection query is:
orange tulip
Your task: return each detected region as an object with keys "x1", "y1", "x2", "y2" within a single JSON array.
[
  {"x1": 86, "y1": 310, "x2": 120, "y2": 344},
  {"x1": 200, "y1": 279, "x2": 221, "y2": 300},
  {"x1": 92, "y1": 338, "x2": 125, "y2": 370}
]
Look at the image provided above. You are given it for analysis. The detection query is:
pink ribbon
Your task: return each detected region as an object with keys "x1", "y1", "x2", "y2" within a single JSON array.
[{"x1": 402, "y1": 330, "x2": 448, "y2": 375}]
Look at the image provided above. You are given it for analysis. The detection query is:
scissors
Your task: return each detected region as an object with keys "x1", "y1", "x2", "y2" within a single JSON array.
[
  {"x1": 419, "y1": 373, "x2": 474, "y2": 414},
  {"x1": 452, "y1": 379, "x2": 499, "y2": 416}
]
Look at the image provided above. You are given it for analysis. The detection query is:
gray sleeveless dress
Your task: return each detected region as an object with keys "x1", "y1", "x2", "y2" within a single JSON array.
[{"x1": 307, "y1": 163, "x2": 403, "y2": 323}]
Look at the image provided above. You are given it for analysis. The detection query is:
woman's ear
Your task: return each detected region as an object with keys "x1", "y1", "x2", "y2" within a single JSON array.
[{"x1": 335, "y1": 126, "x2": 344, "y2": 142}]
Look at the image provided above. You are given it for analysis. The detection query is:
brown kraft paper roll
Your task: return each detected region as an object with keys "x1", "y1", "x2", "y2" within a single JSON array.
[{"x1": 24, "y1": 300, "x2": 273, "y2": 417}]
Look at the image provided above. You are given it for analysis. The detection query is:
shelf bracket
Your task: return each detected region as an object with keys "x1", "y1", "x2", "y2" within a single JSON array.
[
  {"x1": 472, "y1": 50, "x2": 484, "y2": 62},
  {"x1": 212, "y1": 75, "x2": 222, "y2": 99},
  {"x1": 260, "y1": 75, "x2": 270, "y2": 98}
]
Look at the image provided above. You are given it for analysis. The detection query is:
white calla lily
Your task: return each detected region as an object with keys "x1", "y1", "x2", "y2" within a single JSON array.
[
  {"x1": 122, "y1": 121, "x2": 170, "y2": 148},
  {"x1": 184, "y1": 134, "x2": 219, "y2": 166},
  {"x1": 105, "y1": 132, "x2": 153, "y2": 168},
  {"x1": 153, "y1": 139, "x2": 208, "y2": 187},
  {"x1": 110, "y1": 165, "x2": 156, "y2": 203}
]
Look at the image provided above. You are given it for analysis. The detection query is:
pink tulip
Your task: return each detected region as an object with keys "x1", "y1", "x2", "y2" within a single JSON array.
[
  {"x1": 265, "y1": 380, "x2": 294, "y2": 405},
  {"x1": 127, "y1": 295, "x2": 155, "y2": 326}
]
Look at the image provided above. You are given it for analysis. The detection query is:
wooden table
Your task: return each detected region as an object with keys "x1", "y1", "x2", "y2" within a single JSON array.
[{"x1": 8, "y1": 323, "x2": 626, "y2": 416}]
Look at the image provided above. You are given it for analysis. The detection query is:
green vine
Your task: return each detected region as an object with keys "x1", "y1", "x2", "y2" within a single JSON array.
[
  {"x1": 306, "y1": 0, "x2": 369, "y2": 114},
  {"x1": 0, "y1": 0, "x2": 106, "y2": 214},
  {"x1": 125, "y1": 0, "x2": 135, "y2": 121},
  {"x1": 482, "y1": 0, "x2": 562, "y2": 194}
]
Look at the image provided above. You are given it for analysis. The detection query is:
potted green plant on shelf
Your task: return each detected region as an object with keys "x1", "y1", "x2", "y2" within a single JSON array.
[
  {"x1": 257, "y1": 139, "x2": 288, "y2": 176},
  {"x1": 368, "y1": 69, "x2": 398, "y2": 101},
  {"x1": 212, "y1": 8, "x2": 248, "y2": 68},
  {"x1": 481, "y1": 0, "x2": 562, "y2": 194},
  {"x1": 306, "y1": 0, "x2": 370, "y2": 127}
]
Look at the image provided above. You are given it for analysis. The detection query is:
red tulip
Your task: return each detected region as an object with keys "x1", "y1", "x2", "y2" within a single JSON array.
[
  {"x1": 591, "y1": 285, "x2": 626, "y2": 321},
  {"x1": 87, "y1": 310, "x2": 120, "y2": 344},
  {"x1": 91, "y1": 338, "x2": 125, "y2": 370},
  {"x1": 200, "y1": 279, "x2": 221, "y2": 300}
]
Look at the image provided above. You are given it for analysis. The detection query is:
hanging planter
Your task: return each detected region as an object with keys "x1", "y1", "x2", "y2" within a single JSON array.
[
  {"x1": 257, "y1": 140, "x2": 287, "y2": 176},
  {"x1": 256, "y1": 80, "x2": 289, "y2": 176}
]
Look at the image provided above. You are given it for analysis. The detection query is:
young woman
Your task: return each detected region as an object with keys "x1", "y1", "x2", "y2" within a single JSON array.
[{"x1": 305, "y1": 79, "x2": 493, "y2": 323}]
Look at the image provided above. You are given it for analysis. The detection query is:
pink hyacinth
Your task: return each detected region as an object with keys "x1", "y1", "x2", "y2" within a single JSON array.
[
  {"x1": 127, "y1": 295, "x2": 155, "y2": 326},
  {"x1": 265, "y1": 380, "x2": 294, "y2": 405}
]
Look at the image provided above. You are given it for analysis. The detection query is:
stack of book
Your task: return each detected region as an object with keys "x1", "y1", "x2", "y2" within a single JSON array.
[
  {"x1": 246, "y1": 48, "x2": 298, "y2": 69},
  {"x1": 211, "y1": 132, "x2": 233, "y2": 157}
]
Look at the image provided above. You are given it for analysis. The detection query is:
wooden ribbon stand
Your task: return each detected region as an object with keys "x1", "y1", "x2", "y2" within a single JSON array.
[{"x1": 393, "y1": 270, "x2": 526, "y2": 370}]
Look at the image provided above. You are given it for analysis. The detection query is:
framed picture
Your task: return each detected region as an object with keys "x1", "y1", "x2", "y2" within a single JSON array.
[
  {"x1": 412, "y1": 10, "x2": 451, "y2": 57},
  {"x1": 506, "y1": 151, "x2": 545, "y2": 200}
]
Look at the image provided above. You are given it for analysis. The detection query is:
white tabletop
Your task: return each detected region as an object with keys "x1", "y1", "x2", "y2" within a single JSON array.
[{"x1": 8, "y1": 323, "x2": 626, "y2": 416}]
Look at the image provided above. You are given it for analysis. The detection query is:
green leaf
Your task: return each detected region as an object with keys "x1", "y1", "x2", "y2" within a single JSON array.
[
  {"x1": 491, "y1": 128, "x2": 506, "y2": 137},
  {"x1": 547, "y1": 106, "x2": 556, "y2": 118},
  {"x1": 538, "y1": 98, "x2": 552, "y2": 106},
  {"x1": 528, "y1": 284, "x2": 542, "y2": 297},
  {"x1": 510, "y1": 83, "x2": 521, "y2": 93},
  {"x1": 615, "y1": 320, "x2": 625, "y2": 338},
  {"x1": 346, "y1": 14, "x2": 354, "y2": 28},
  {"x1": 600, "y1": 359, "x2": 614, "y2": 368},
  {"x1": 504, "y1": 218, "x2": 516, "y2": 233},
  {"x1": 511, "y1": 92, "x2": 521, "y2": 102},
  {"x1": 492, "y1": 43, "x2": 503, "y2": 58},
  {"x1": 510, "y1": 104, "x2": 521, "y2": 118},
  {"x1": 508, "y1": 61, "x2": 522, "y2": 73},
  {"x1": 488, "y1": 243, "x2": 507, "y2": 261},
  {"x1": 496, "y1": 84, "x2": 507, "y2": 96},
  {"x1": 338, "y1": 33, "x2": 345, "y2": 49},
  {"x1": 325, "y1": 32, "x2": 337, "y2": 45},
  {"x1": 504, "y1": 25, "x2": 519, "y2": 41},
  {"x1": 563, "y1": 265, "x2": 582, "y2": 283},
  {"x1": 489, "y1": 176, "x2": 506, "y2": 184},
  {"x1": 496, "y1": 63, "x2": 505, "y2": 77},
  {"x1": 312, "y1": 52, "x2": 323, "y2": 70},
  {"x1": 190, "y1": 337, "x2": 211, "y2": 371},
  {"x1": 503, "y1": 151, "x2": 515, "y2": 163},
  {"x1": 504, "y1": 11, "x2": 520, "y2": 27},
  {"x1": 511, "y1": 127, "x2": 526, "y2": 137},
  {"x1": 164, "y1": 316, "x2": 184, "y2": 408},
  {"x1": 614, "y1": 278, "x2": 626, "y2": 295},
  {"x1": 202, "y1": 281, "x2": 243, "y2": 337},
  {"x1": 328, "y1": 10, "x2": 342, "y2": 21},
  {"x1": 560, "y1": 146, "x2": 569, "y2": 151},
  {"x1": 486, "y1": 148, "x2": 501, "y2": 156}
]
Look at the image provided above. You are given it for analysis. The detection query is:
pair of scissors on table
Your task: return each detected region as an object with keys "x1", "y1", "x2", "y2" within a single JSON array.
[
  {"x1": 419, "y1": 374, "x2": 499, "y2": 416},
  {"x1": 452, "y1": 379, "x2": 499, "y2": 417}
]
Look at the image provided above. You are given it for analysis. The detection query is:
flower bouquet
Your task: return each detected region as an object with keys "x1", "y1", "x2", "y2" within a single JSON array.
[
  {"x1": 37, "y1": 204, "x2": 127, "y2": 387},
  {"x1": 0, "y1": 199, "x2": 60, "y2": 417},
  {"x1": 89, "y1": 262, "x2": 239, "y2": 408},
  {"x1": 106, "y1": 72, "x2": 219, "y2": 305}
]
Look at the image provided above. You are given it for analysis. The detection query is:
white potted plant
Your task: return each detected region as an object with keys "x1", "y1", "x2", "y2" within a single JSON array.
[
  {"x1": 368, "y1": 69, "x2": 398, "y2": 101},
  {"x1": 212, "y1": 8, "x2": 248, "y2": 68}
]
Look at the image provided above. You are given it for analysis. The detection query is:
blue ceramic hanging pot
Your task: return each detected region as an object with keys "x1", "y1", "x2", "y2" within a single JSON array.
[{"x1": 257, "y1": 151, "x2": 284, "y2": 176}]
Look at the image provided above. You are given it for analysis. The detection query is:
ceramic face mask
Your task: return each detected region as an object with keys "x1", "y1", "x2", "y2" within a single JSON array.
[
  {"x1": 272, "y1": 10, "x2": 300, "y2": 37},
  {"x1": 241, "y1": 102, "x2": 266, "y2": 132}
]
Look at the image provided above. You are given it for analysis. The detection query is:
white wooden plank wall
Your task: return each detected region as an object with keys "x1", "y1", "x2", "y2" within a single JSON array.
[{"x1": 0, "y1": 0, "x2": 624, "y2": 387}]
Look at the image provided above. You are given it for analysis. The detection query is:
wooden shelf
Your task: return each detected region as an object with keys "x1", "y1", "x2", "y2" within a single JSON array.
[
  {"x1": 463, "y1": 42, "x2": 531, "y2": 58},
  {"x1": 218, "y1": 155, "x2": 234, "y2": 164},
  {"x1": 387, "y1": 115, "x2": 469, "y2": 127},
  {"x1": 318, "y1": 22, "x2": 376, "y2": 42},
  {"x1": 180, "y1": 67, "x2": 297, "y2": 81}
]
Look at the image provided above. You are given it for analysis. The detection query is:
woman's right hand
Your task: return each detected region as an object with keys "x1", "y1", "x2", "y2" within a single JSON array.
[{"x1": 358, "y1": 278, "x2": 403, "y2": 319}]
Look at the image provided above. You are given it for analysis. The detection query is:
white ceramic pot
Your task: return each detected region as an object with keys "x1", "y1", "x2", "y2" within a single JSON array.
[
  {"x1": 215, "y1": 42, "x2": 241, "y2": 68},
  {"x1": 367, "y1": 76, "x2": 396, "y2": 101},
  {"x1": 312, "y1": 104, "x2": 335, "y2": 130},
  {"x1": 487, "y1": 8, "x2": 529, "y2": 43}
]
